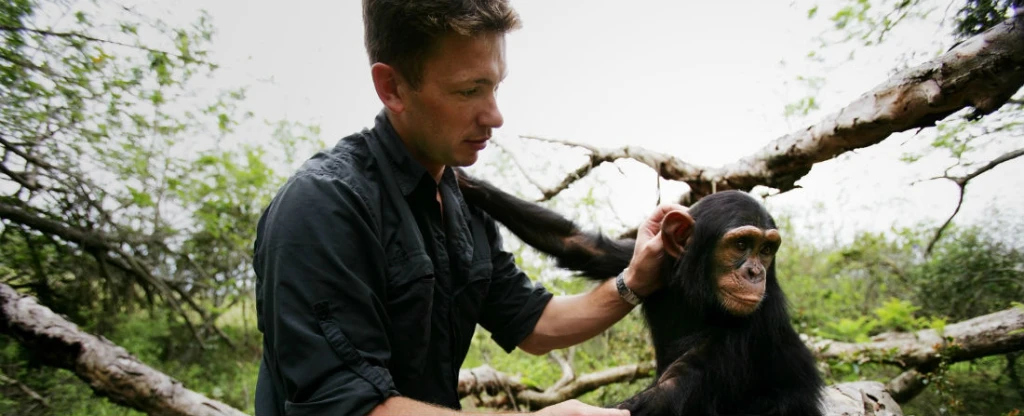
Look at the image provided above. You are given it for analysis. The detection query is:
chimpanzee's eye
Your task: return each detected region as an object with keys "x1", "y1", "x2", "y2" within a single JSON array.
[
  {"x1": 736, "y1": 241, "x2": 747, "y2": 251},
  {"x1": 761, "y1": 245, "x2": 775, "y2": 256}
]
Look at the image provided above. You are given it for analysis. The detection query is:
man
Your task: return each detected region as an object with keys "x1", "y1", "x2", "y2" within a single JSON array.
[{"x1": 253, "y1": 1, "x2": 685, "y2": 415}]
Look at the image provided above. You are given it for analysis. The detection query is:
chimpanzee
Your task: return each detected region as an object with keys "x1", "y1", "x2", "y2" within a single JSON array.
[{"x1": 457, "y1": 169, "x2": 824, "y2": 416}]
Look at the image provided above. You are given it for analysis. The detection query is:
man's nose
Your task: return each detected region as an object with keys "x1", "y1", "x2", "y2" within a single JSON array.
[{"x1": 479, "y1": 95, "x2": 504, "y2": 129}]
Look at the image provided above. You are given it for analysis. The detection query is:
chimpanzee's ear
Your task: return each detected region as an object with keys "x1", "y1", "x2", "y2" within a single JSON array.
[{"x1": 661, "y1": 210, "x2": 694, "y2": 258}]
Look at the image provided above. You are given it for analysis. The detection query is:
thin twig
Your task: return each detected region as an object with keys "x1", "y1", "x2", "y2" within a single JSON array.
[
  {"x1": 0, "y1": 25, "x2": 200, "y2": 62},
  {"x1": 925, "y1": 148, "x2": 1024, "y2": 255},
  {"x1": 0, "y1": 371, "x2": 50, "y2": 408},
  {"x1": 491, "y1": 139, "x2": 551, "y2": 197}
]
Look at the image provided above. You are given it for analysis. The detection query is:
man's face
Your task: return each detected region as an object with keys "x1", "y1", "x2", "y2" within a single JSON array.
[{"x1": 391, "y1": 32, "x2": 507, "y2": 177}]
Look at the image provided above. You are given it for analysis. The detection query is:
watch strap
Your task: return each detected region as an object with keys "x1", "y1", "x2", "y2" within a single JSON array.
[{"x1": 615, "y1": 270, "x2": 642, "y2": 306}]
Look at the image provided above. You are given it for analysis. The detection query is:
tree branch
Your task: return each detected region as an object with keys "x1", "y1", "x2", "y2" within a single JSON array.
[
  {"x1": 822, "y1": 381, "x2": 904, "y2": 415},
  {"x1": 0, "y1": 201, "x2": 222, "y2": 348},
  {"x1": 0, "y1": 25, "x2": 198, "y2": 62},
  {"x1": 956, "y1": 148, "x2": 1024, "y2": 184},
  {"x1": 491, "y1": 139, "x2": 552, "y2": 197},
  {"x1": 810, "y1": 307, "x2": 1024, "y2": 368},
  {"x1": 924, "y1": 148, "x2": 1024, "y2": 254},
  {"x1": 925, "y1": 184, "x2": 966, "y2": 256},
  {"x1": 0, "y1": 282, "x2": 246, "y2": 416},
  {"x1": 0, "y1": 370, "x2": 50, "y2": 409},
  {"x1": 519, "y1": 134, "x2": 705, "y2": 202},
  {"x1": 886, "y1": 367, "x2": 933, "y2": 403},
  {"x1": 548, "y1": 349, "x2": 575, "y2": 392},
  {"x1": 458, "y1": 361, "x2": 656, "y2": 410},
  {"x1": 518, "y1": 14, "x2": 1024, "y2": 203}
]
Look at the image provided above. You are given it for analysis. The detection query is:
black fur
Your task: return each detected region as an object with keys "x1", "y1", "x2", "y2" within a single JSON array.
[{"x1": 456, "y1": 169, "x2": 824, "y2": 416}]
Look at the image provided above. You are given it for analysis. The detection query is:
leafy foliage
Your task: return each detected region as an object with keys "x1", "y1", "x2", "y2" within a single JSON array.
[
  {"x1": 953, "y1": 0, "x2": 1024, "y2": 38},
  {"x1": 0, "y1": 2, "x2": 318, "y2": 413}
]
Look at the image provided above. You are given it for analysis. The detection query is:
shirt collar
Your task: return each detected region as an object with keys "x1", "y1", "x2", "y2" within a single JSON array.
[
  {"x1": 372, "y1": 110, "x2": 475, "y2": 264},
  {"x1": 373, "y1": 109, "x2": 431, "y2": 196}
]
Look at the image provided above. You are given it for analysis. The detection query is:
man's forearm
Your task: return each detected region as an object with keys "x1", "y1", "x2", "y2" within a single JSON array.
[
  {"x1": 518, "y1": 272, "x2": 636, "y2": 355},
  {"x1": 370, "y1": 396, "x2": 523, "y2": 415}
]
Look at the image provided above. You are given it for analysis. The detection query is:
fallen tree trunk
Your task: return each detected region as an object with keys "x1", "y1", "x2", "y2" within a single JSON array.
[
  {"x1": 523, "y1": 13, "x2": 1024, "y2": 203},
  {"x1": 0, "y1": 282, "x2": 247, "y2": 416},
  {"x1": 810, "y1": 307, "x2": 1024, "y2": 368}
]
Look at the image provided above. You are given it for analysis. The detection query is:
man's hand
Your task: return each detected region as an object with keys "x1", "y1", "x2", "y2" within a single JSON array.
[
  {"x1": 625, "y1": 203, "x2": 689, "y2": 297},
  {"x1": 533, "y1": 399, "x2": 629, "y2": 415}
]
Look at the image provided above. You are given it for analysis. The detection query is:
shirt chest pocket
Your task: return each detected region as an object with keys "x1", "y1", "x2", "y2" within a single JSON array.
[
  {"x1": 385, "y1": 254, "x2": 434, "y2": 377},
  {"x1": 452, "y1": 260, "x2": 491, "y2": 322}
]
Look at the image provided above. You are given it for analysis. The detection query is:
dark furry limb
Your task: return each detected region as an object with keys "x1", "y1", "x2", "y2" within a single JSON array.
[
  {"x1": 457, "y1": 170, "x2": 824, "y2": 416},
  {"x1": 455, "y1": 168, "x2": 632, "y2": 279}
]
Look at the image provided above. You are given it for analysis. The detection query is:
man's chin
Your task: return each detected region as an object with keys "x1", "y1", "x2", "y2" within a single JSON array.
[{"x1": 450, "y1": 155, "x2": 480, "y2": 168}]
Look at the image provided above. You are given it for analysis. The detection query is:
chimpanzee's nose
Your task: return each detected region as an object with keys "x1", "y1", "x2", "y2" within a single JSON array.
[{"x1": 746, "y1": 264, "x2": 765, "y2": 282}]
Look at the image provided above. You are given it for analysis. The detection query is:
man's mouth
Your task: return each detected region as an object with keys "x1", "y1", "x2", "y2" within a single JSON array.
[{"x1": 466, "y1": 138, "x2": 489, "y2": 149}]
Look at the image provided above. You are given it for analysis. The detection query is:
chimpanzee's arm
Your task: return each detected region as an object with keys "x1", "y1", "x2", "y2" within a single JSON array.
[
  {"x1": 616, "y1": 351, "x2": 714, "y2": 416},
  {"x1": 456, "y1": 168, "x2": 633, "y2": 279}
]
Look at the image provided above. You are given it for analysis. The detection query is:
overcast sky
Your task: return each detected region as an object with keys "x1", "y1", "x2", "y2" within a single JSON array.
[{"x1": 146, "y1": 0, "x2": 1024, "y2": 245}]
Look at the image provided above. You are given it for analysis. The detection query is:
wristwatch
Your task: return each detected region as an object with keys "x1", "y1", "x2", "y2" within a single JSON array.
[{"x1": 615, "y1": 269, "x2": 642, "y2": 306}]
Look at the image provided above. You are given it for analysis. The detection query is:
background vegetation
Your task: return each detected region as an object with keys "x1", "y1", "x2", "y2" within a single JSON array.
[{"x1": 1, "y1": 0, "x2": 1022, "y2": 415}]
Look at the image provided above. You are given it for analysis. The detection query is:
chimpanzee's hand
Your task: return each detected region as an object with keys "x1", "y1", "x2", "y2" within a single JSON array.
[
  {"x1": 532, "y1": 399, "x2": 629, "y2": 416},
  {"x1": 625, "y1": 203, "x2": 689, "y2": 297}
]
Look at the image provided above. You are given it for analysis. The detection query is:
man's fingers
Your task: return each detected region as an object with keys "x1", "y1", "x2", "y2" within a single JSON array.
[{"x1": 587, "y1": 408, "x2": 629, "y2": 415}]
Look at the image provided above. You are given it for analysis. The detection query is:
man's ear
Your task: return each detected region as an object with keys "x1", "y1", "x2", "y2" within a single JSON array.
[
  {"x1": 661, "y1": 210, "x2": 694, "y2": 258},
  {"x1": 371, "y1": 62, "x2": 405, "y2": 113}
]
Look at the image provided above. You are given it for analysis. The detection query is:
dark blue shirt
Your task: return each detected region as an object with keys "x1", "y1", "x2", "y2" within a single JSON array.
[{"x1": 253, "y1": 111, "x2": 553, "y2": 415}]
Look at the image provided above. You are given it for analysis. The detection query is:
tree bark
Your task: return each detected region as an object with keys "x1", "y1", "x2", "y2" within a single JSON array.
[
  {"x1": 523, "y1": 14, "x2": 1024, "y2": 203},
  {"x1": 0, "y1": 282, "x2": 247, "y2": 416},
  {"x1": 809, "y1": 307, "x2": 1024, "y2": 368},
  {"x1": 823, "y1": 381, "x2": 904, "y2": 416}
]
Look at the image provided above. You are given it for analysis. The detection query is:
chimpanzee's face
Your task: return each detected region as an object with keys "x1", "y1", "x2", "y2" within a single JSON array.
[{"x1": 710, "y1": 225, "x2": 780, "y2": 316}]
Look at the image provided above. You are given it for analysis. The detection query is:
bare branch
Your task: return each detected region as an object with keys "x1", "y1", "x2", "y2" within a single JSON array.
[
  {"x1": 886, "y1": 367, "x2": 931, "y2": 403},
  {"x1": 957, "y1": 148, "x2": 1024, "y2": 184},
  {"x1": 924, "y1": 148, "x2": 1024, "y2": 254},
  {"x1": 518, "y1": 15, "x2": 1024, "y2": 204},
  {"x1": 822, "y1": 382, "x2": 903, "y2": 415},
  {"x1": 458, "y1": 361, "x2": 656, "y2": 410},
  {"x1": 491, "y1": 139, "x2": 551, "y2": 197},
  {"x1": 0, "y1": 201, "x2": 223, "y2": 348},
  {"x1": 520, "y1": 134, "x2": 706, "y2": 201},
  {"x1": 925, "y1": 185, "x2": 966, "y2": 256},
  {"x1": 548, "y1": 348, "x2": 575, "y2": 392},
  {"x1": 809, "y1": 307, "x2": 1024, "y2": 368},
  {"x1": 0, "y1": 25, "x2": 200, "y2": 63},
  {"x1": 0, "y1": 370, "x2": 49, "y2": 409},
  {"x1": 0, "y1": 282, "x2": 246, "y2": 416}
]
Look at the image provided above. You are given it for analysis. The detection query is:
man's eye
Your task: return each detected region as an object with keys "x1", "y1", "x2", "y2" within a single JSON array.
[{"x1": 459, "y1": 88, "x2": 478, "y2": 97}]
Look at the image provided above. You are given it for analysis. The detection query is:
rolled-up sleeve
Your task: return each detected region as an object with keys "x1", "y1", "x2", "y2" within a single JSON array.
[
  {"x1": 477, "y1": 217, "x2": 553, "y2": 353},
  {"x1": 255, "y1": 172, "x2": 398, "y2": 415}
]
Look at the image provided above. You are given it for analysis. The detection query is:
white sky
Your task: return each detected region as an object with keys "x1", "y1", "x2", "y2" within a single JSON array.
[{"x1": 148, "y1": 0, "x2": 1024, "y2": 246}]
